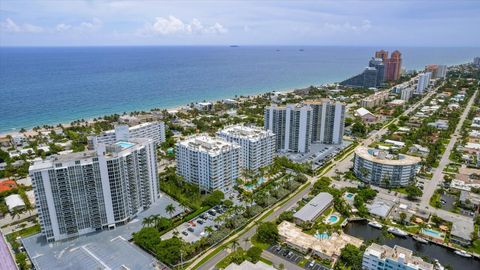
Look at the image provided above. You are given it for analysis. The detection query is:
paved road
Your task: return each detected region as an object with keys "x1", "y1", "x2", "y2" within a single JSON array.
[
  {"x1": 420, "y1": 89, "x2": 478, "y2": 207},
  {"x1": 191, "y1": 84, "x2": 441, "y2": 270},
  {"x1": 194, "y1": 178, "x2": 313, "y2": 270},
  {"x1": 326, "y1": 88, "x2": 437, "y2": 178}
]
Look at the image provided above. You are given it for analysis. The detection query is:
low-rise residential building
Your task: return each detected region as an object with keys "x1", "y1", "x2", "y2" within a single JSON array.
[
  {"x1": 450, "y1": 219, "x2": 475, "y2": 246},
  {"x1": 355, "y1": 107, "x2": 377, "y2": 122},
  {"x1": 5, "y1": 194, "x2": 25, "y2": 212},
  {"x1": 353, "y1": 147, "x2": 421, "y2": 187},
  {"x1": 176, "y1": 135, "x2": 240, "y2": 193},
  {"x1": 427, "y1": 119, "x2": 448, "y2": 130},
  {"x1": 362, "y1": 243, "x2": 433, "y2": 270},
  {"x1": 459, "y1": 190, "x2": 480, "y2": 213},
  {"x1": 217, "y1": 125, "x2": 275, "y2": 171},
  {"x1": 194, "y1": 102, "x2": 213, "y2": 111},
  {"x1": 224, "y1": 261, "x2": 276, "y2": 270},
  {"x1": 359, "y1": 91, "x2": 389, "y2": 108},
  {"x1": 293, "y1": 192, "x2": 333, "y2": 224},
  {"x1": 367, "y1": 198, "x2": 395, "y2": 219},
  {"x1": 278, "y1": 221, "x2": 363, "y2": 261}
]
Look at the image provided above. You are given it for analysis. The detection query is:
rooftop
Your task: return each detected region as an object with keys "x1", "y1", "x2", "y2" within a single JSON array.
[
  {"x1": 224, "y1": 260, "x2": 276, "y2": 270},
  {"x1": 364, "y1": 243, "x2": 433, "y2": 270},
  {"x1": 451, "y1": 218, "x2": 475, "y2": 241},
  {"x1": 178, "y1": 134, "x2": 240, "y2": 156},
  {"x1": 367, "y1": 198, "x2": 394, "y2": 218},
  {"x1": 293, "y1": 192, "x2": 333, "y2": 222},
  {"x1": 278, "y1": 221, "x2": 362, "y2": 258},
  {"x1": 22, "y1": 195, "x2": 182, "y2": 270},
  {"x1": 218, "y1": 125, "x2": 274, "y2": 141},
  {"x1": 355, "y1": 146, "x2": 421, "y2": 166}
]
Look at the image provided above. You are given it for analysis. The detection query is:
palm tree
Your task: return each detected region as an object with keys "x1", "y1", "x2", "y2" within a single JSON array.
[
  {"x1": 165, "y1": 204, "x2": 176, "y2": 219},
  {"x1": 142, "y1": 216, "x2": 153, "y2": 227},
  {"x1": 243, "y1": 237, "x2": 250, "y2": 248},
  {"x1": 152, "y1": 214, "x2": 161, "y2": 228},
  {"x1": 231, "y1": 239, "x2": 239, "y2": 252}
]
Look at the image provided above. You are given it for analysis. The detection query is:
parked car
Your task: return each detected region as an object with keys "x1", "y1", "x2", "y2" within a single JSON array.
[
  {"x1": 197, "y1": 219, "x2": 204, "y2": 225},
  {"x1": 187, "y1": 227, "x2": 194, "y2": 232},
  {"x1": 182, "y1": 231, "x2": 188, "y2": 236}
]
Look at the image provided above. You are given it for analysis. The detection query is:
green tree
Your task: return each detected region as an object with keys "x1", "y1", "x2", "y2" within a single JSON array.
[
  {"x1": 405, "y1": 185, "x2": 423, "y2": 200},
  {"x1": 255, "y1": 222, "x2": 279, "y2": 244},
  {"x1": 165, "y1": 204, "x2": 176, "y2": 219},
  {"x1": 399, "y1": 212, "x2": 407, "y2": 225},
  {"x1": 336, "y1": 244, "x2": 363, "y2": 270},
  {"x1": 202, "y1": 190, "x2": 225, "y2": 207},
  {"x1": 246, "y1": 246, "x2": 262, "y2": 263}
]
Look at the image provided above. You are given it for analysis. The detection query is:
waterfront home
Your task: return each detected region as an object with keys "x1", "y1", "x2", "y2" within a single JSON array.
[
  {"x1": 278, "y1": 221, "x2": 362, "y2": 261},
  {"x1": 450, "y1": 219, "x2": 475, "y2": 246},
  {"x1": 293, "y1": 192, "x2": 333, "y2": 224},
  {"x1": 362, "y1": 243, "x2": 433, "y2": 270}
]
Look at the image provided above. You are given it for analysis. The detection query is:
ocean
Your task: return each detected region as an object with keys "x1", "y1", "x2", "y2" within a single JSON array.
[{"x1": 1, "y1": 46, "x2": 479, "y2": 133}]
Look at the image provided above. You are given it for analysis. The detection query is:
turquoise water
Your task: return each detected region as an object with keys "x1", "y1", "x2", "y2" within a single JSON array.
[
  {"x1": 1, "y1": 46, "x2": 479, "y2": 132},
  {"x1": 327, "y1": 215, "x2": 339, "y2": 223},
  {"x1": 244, "y1": 177, "x2": 266, "y2": 191},
  {"x1": 314, "y1": 232, "x2": 330, "y2": 239},
  {"x1": 344, "y1": 193, "x2": 354, "y2": 199},
  {"x1": 421, "y1": 228, "x2": 444, "y2": 239},
  {"x1": 116, "y1": 141, "x2": 135, "y2": 148}
]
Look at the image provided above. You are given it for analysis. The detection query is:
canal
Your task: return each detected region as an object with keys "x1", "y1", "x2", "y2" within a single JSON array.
[{"x1": 343, "y1": 221, "x2": 480, "y2": 270}]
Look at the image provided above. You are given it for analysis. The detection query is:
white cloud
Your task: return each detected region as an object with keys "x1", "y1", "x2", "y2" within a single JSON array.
[
  {"x1": 1, "y1": 18, "x2": 43, "y2": 33},
  {"x1": 79, "y1": 18, "x2": 103, "y2": 30},
  {"x1": 55, "y1": 23, "x2": 72, "y2": 32},
  {"x1": 323, "y1": 19, "x2": 372, "y2": 32},
  {"x1": 141, "y1": 16, "x2": 227, "y2": 35}
]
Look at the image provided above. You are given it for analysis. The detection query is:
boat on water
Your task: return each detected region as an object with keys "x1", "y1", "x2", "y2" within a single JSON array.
[
  {"x1": 387, "y1": 227, "x2": 408, "y2": 237},
  {"x1": 434, "y1": 259, "x2": 444, "y2": 270},
  {"x1": 368, "y1": 220, "x2": 383, "y2": 229},
  {"x1": 412, "y1": 235, "x2": 428, "y2": 244},
  {"x1": 454, "y1": 250, "x2": 472, "y2": 258}
]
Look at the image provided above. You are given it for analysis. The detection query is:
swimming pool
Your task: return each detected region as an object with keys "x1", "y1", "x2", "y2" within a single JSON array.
[
  {"x1": 344, "y1": 192, "x2": 354, "y2": 199},
  {"x1": 116, "y1": 141, "x2": 135, "y2": 148},
  {"x1": 243, "y1": 177, "x2": 266, "y2": 191},
  {"x1": 325, "y1": 214, "x2": 340, "y2": 224},
  {"x1": 421, "y1": 228, "x2": 444, "y2": 240},
  {"x1": 314, "y1": 232, "x2": 330, "y2": 240}
]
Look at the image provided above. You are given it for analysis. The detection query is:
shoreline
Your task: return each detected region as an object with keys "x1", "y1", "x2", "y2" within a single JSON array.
[{"x1": 0, "y1": 83, "x2": 310, "y2": 137}]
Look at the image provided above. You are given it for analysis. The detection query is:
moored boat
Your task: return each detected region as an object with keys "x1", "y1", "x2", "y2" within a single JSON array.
[
  {"x1": 454, "y1": 250, "x2": 472, "y2": 258},
  {"x1": 434, "y1": 259, "x2": 444, "y2": 270},
  {"x1": 413, "y1": 235, "x2": 428, "y2": 244},
  {"x1": 368, "y1": 220, "x2": 383, "y2": 229},
  {"x1": 387, "y1": 227, "x2": 408, "y2": 237}
]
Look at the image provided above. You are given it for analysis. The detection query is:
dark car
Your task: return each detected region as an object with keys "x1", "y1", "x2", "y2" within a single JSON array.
[
  {"x1": 182, "y1": 231, "x2": 188, "y2": 236},
  {"x1": 187, "y1": 227, "x2": 194, "y2": 232},
  {"x1": 197, "y1": 219, "x2": 204, "y2": 225},
  {"x1": 208, "y1": 210, "x2": 216, "y2": 216}
]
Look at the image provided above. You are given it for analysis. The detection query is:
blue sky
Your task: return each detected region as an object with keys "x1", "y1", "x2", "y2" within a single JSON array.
[{"x1": 1, "y1": 0, "x2": 479, "y2": 46}]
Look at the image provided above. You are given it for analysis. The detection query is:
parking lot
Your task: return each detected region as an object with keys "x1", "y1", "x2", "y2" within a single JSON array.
[
  {"x1": 267, "y1": 245, "x2": 303, "y2": 264},
  {"x1": 440, "y1": 193, "x2": 457, "y2": 211},
  {"x1": 283, "y1": 141, "x2": 351, "y2": 167},
  {"x1": 267, "y1": 245, "x2": 331, "y2": 270},
  {"x1": 162, "y1": 205, "x2": 227, "y2": 243}
]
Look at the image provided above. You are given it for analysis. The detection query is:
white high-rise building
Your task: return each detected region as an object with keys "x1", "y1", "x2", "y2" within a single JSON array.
[
  {"x1": 176, "y1": 135, "x2": 240, "y2": 193},
  {"x1": 474, "y1": 57, "x2": 480, "y2": 68},
  {"x1": 304, "y1": 100, "x2": 345, "y2": 145},
  {"x1": 29, "y1": 138, "x2": 159, "y2": 242},
  {"x1": 416, "y1": 72, "x2": 432, "y2": 94},
  {"x1": 264, "y1": 104, "x2": 312, "y2": 153},
  {"x1": 436, "y1": 65, "x2": 447, "y2": 79},
  {"x1": 217, "y1": 125, "x2": 275, "y2": 171},
  {"x1": 400, "y1": 87, "x2": 414, "y2": 101},
  {"x1": 88, "y1": 121, "x2": 166, "y2": 148},
  {"x1": 362, "y1": 243, "x2": 433, "y2": 270}
]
